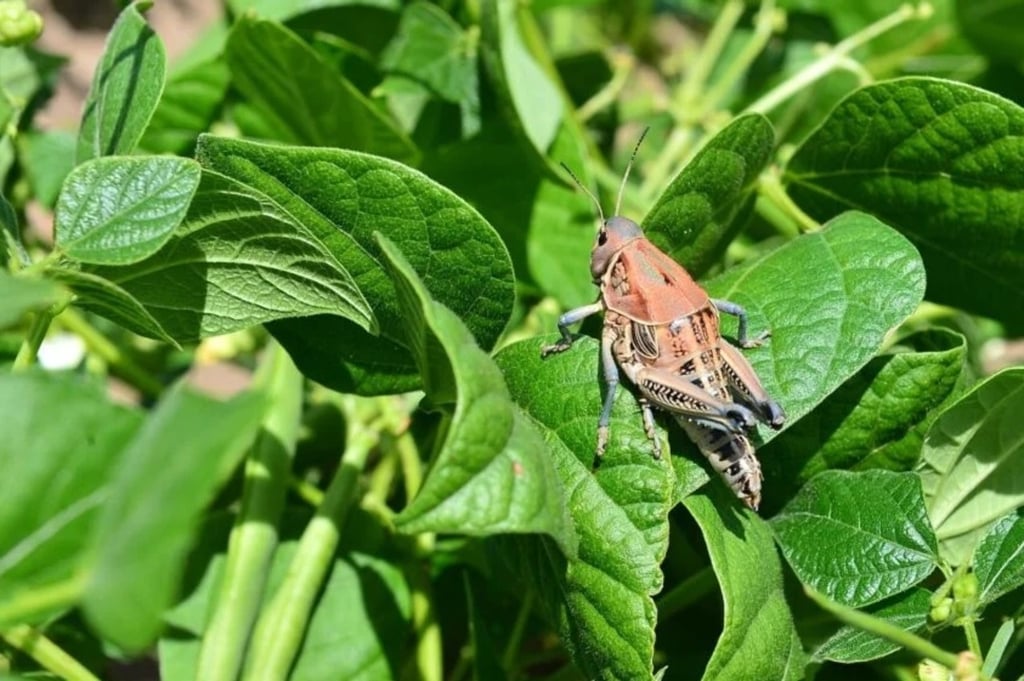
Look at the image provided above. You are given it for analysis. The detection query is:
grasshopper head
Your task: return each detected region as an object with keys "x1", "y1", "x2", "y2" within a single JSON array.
[{"x1": 590, "y1": 216, "x2": 643, "y2": 280}]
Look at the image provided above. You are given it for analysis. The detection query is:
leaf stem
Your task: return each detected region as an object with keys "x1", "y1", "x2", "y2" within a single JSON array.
[
  {"x1": 806, "y1": 587, "x2": 960, "y2": 670},
  {"x1": 502, "y1": 591, "x2": 535, "y2": 672},
  {"x1": 745, "y1": 3, "x2": 929, "y2": 115},
  {"x1": 698, "y1": 0, "x2": 780, "y2": 117},
  {"x1": 757, "y1": 168, "x2": 820, "y2": 232},
  {"x1": 674, "y1": 0, "x2": 745, "y2": 115},
  {"x1": 196, "y1": 343, "x2": 302, "y2": 681},
  {"x1": 577, "y1": 49, "x2": 635, "y2": 124},
  {"x1": 56, "y1": 306, "x2": 163, "y2": 399},
  {"x1": 242, "y1": 395, "x2": 380, "y2": 681},
  {"x1": 1, "y1": 625, "x2": 101, "y2": 681},
  {"x1": 403, "y1": 531, "x2": 442, "y2": 681},
  {"x1": 0, "y1": 574, "x2": 86, "y2": 626},
  {"x1": 13, "y1": 307, "x2": 55, "y2": 370}
]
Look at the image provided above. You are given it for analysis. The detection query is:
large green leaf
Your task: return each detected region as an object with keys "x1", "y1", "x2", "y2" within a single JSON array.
[
  {"x1": 82, "y1": 384, "x2": 265, "y2": 652},
  {"x1": 378, "y1": 236, "x2": 574, "y2": 553},
  {"x1": 18, "y1": 129, "x2": 76, "y2": 208},
  {"x1": 225, "y1": 16, "x2": 417, "y2": 164},
  {"x1": 973, "y1": 510, "x2": 1024, "y2": 607},
  {"x1": 760, "y1": 329, "x2": 966, "y2": 505},
  {"x1": 140, "y1": 58, "x2": 230, "y2": 155},
  {"x1": 642, "y1": 114, "x2": 775, "y2": 277},
  {"x1": 76, "y1": 2, "x2": 166, "y2": 163},
  {"x1": 918, "y1": 368, "x2": 1024, "y2": 564},
  {"x1": 54, "y1": 156, "x2": 201, "y2": 265},
  {"x1": 784, "y1": 78, "x2": 1024, "y2": 330},
  {"x1": 198, "y1": 135, "x2": 514, "y2": 394},
  {"x1": 82, "y1": 169, "x2": 375, "y2": 343},
  {"x1": 496, "y1": 337, "x2": 674, "y2": 681},
  {"x1": 771, "y1": 470, "x2": 939, "y2": 607},
  {"x1": 685, "y1": 487, "x2": 806, "y2": 681},
  {"x1": 0, "y1": 372, "x2": 141, "y2": 627}
]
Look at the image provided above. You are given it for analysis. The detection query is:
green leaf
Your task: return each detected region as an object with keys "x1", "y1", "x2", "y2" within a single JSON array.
[
  {"x1": 197, "y1": 135, "x2": 514, "y2": 394},
  {"x1": 0, "y1": 272, "x2": 64, "y2": 329},
  {"x1": 380, "y1": 2, "x2": 479, "y2": 136},
  {"x1": 784, "y1": 77, "x2": 1024, "y2": 331},
  {"x1": 973, "y1": 510, "x2": 1024, "y2": 607},
  {"x1": 495, "y1": 337, "x2": 674, "y2": 680},
  {"x1": 50, "y1": 267, "x2": 176, "y2": 344},
  {"x1": 76, "y1": 2, "x2": 166, "y2": 163},
  {"x1": 140, "y1": 58, "x2": 229, "y2": 155},
  {"x1": 642, "y1": 114, "x2": 775, "y2": 277},
  {"x1": 761, "y1": 329, "x2": 967, "y2": 503},
  {"x1": 685, "y1": 486, "x2": 806, "y2": 681},
  {"x1": 771, "y1": 470, "x2": 939, "y2": 607},
  {"x1": 919, "y1": 368, "x2": 1024, "y2": 564},
  {"x1": 705, "y1": 211, "x2": 926, "y2": 440},
  {"x1": 480, "y1": 0, "x2": 562, "y2": 162},
  {"x1": 813, "y1": 588, "x2": 932, "y2": 663},
  {"x1": 225, "y1": 16, "x2": 417, "y2": 164},
  {"x1": 55, "y1": 156, "x2": 201, "y2": 265},
  {"x1": 0, "y1": 372, "x2": 142, "y2": 626},
  {"x1": 17, "y1": 130, "x2": 76, "y2": 208},
  {"x1": 224, "y1": 0, "x2": 400, "y2": 22},
  {"x1": 956, "y1": 0, "x2": 1024, "y2": 65},
  {"x1": 83, "y1": 169, "x2": 375, "y2": 342},
  {"x1": 378, "y1": 235, "x2": 574, "y2": 553},
  {"x1": 82, "y1": 384, "x2": 265, "y2": 653}
]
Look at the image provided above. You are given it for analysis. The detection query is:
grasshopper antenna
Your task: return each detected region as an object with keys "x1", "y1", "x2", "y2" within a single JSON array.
[
  {"x1": 614, "y1": 126, "x2": 649, "y2": 217},
  {"x1": 560, "y1": 161, "x2": 605, "y2": 225}
]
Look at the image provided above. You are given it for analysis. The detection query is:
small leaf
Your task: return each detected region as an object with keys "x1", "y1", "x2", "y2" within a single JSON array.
[
  {"x1": 0, "y1": 372, "x2": 142, "y2": 627},
  {"x1": 918, "y1": 368, "x2": 1024, "y2": 564},
  {"x1": 82, "y1": 384, "x2": 265, "y2": 652},
  {"x1": 380, "y1": 2, "x2": 479, "y2": 134},
  {"x1": 643, "y1": 114, "x2": 776, "y2": 277},
  {"x1": 771, "y1": 470, "x2": 939, "y2": 607},
  {"x1": 76, "y1": 2, "x2": 166, "y2": 163},
  {"x1": 0, "y1": 272, "x2": 64, "y2": 329},
  {"x1": 685, "y1": 487, "x2": 806, "y2": 681},
  {"x1": 379, "y1": 235, "x2": 575, "y2": 554},
  {"x1": 18, "y1": 129, "x2": 76, "y2": 208},
  {"x1": 761, "y1": 329, "x2": 967, "y2": 504},
  {"x1": 50, "y1": 267, "x2": 177, "y2": 345},
  {"x1": 785, "y1": 78, "x2": 1024, "y2": 331},
  {"x1": 480, "y1": 0, "x2": 562, "y2": 161},
  {"x1": 973, "y1": 510, "x2": 1024, "y2": 607},
  {"x1": 225, "y1": 16, "x2": 417, "y2": 164},
  {"x1": 198, "y1": 135, "x2": 514, "y2": 394},
  {"x1": 813, "y1": 588, "x2": 932, "y2": 663},
  {"x1": 84, "y1": 170, "x2": 376, "y2": 342},
  {"x1": 496, "y1": 337, "x2": 674, "y2": 680},
  {"x1": 55, "y1": 156, "x2": 201, "y2": 265}
]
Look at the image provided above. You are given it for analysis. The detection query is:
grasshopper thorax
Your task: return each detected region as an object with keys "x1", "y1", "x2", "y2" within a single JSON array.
[{"x1": 590, "y1": 216, "x2": 643, "y2": 281}]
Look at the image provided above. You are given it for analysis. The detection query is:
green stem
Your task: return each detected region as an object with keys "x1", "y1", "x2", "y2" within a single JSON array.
[
  {"x1": 0, "y1": 574, "x2": 85, "y2": 626},
  {"x1": 746, "y1": 3, "x2": 927, "y2": 115},
  {"x1": 962, "y1": 617, "x2": 983, "y2": 659},
  {"x1": 806, "y1": 588, "x2": 960, "y2": 670},
  {"x1": 242, "y1": 397, "x2": 379, "y2": 681},
  {"x1": 402, "y1": 532, "x2": 441, "y2": 681},
  {"x1": 757, "y1": 168, "x2": 819, "y2": 233},
  {"x1": 698, "y1": 0, "x2": 779, "y2": 117},
  {"x1": 2, "y1": 625, "x2": 101, "y2": 681},
  {"x1": 57, "y1": 306, "x2": 163, "y2": 399},
  {"x1": 656, "y1": 567, "x2": 716, "y2": 622},
  {"x1": 502, "y1": 592, "x2": 534, "y2": 673},
  {"x1": 196, "y1": 344, "x2": 303, "y2": 681},
  {"x1": 674, "y1": 0, "x2": 745, "y2": 114},
  {"x1": 577, "y1": 50, "x2": 634, "y2": 123},
  {"x1": 13, "y1": 307, "x2": 55, "y2": 370}
]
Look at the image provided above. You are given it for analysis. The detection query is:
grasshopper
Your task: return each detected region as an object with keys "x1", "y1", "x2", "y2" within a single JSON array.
[{"x1": 541, "y1": 132, "x2": 785, "y2": 510}]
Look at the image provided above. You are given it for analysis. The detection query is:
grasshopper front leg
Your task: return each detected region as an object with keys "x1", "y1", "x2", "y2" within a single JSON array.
[
  {"x1": 712, "y1": 298, "x2": 770, "y2": 348},
  {"x1": 541, "y1": 302, "x2": 604, "y2": 357}
]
